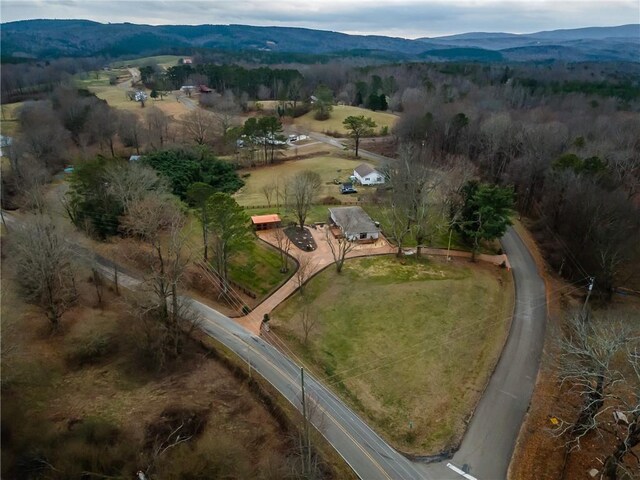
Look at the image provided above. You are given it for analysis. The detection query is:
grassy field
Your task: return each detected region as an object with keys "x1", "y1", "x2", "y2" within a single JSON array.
[
  {"x1": 111, "y1": 55, "x2": 182, "y2": 69},
  {"x1": 228, "y1": 240, "x2": 293, "y2": 296},
  {"x1": 294, "y1": 105, "x2": 398, "y2": 136},
  {"x1": 77, "y1": 71, "x2": 188, "y2": 117},
  {"x1": 271, "y1": 255, "x2": 514, "y2": 454},
  {"x1": 182, "y1": 215, "x2": 292, "y2": 299},
  {"x1": 234, "y1": 155, "x2": 369, "y2": 207},
  {"x1": 1, "y1": 102, "x2": 23, "y2": 136}
]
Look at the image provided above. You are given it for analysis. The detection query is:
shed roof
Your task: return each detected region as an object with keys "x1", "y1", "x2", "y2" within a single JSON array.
[
  {"x1": 329, "y1": 207, "x2": 378, "y2": 234},
  {"x1": 354, "y1": 163, "x2": 378, "y2": 177},
  {"x1": 251, "y1": 214, "x2": 281, "y2": 224}
]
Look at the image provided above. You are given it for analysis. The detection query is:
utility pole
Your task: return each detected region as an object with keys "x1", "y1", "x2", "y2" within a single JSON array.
[
  {"x1": 582, "y1": 277, "x2": 595, "y2": 319},
  {"x1": 0, "y1": 209, "x2": 8, "y2": 231},
  {"x1": 558, "y1": 257, "x2": 565, "y2": 277},
  {"x1": 247, "y1": 344, "x2": 252, "y2": 379},
  {"x1": 300, "y1": 367, "x2": 311, "y2": 478},
  {"x1": 113, "y1": 264, "x2": 119, "y2": 295}
]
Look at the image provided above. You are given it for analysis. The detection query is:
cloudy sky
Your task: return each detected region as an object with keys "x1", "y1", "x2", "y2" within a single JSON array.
[{"x1": 1, "y1": 0, "x2": 637, "y2": 38}]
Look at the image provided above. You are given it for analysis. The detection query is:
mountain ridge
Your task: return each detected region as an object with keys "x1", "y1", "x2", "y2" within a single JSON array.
[{"x1": 1, "y1": 20, "x2": 638, "y2": 62}]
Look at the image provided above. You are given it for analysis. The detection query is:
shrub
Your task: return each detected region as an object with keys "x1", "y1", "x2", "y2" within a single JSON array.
[
  {"x1": 320, "y1": 196, "x2": 340, "y2": 205},
  {"x1": 73, "y1": 417, "x2": 121, "y2": 446},
  {"x1": 324, "y1": 129, "x2": 344, "y2": 138},
  {"x1": 65, "y1": 332, "x2": 115, "y2": 367}
]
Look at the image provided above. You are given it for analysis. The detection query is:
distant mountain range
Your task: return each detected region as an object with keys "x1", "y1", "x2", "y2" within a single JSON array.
[{"x1": 1, "y1": 20, "x2": 638, "y2": 63}]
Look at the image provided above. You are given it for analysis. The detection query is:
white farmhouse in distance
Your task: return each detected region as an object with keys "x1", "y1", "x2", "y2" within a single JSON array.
[{"x1": 353, "y1": 163, "x2": 385, "y2": 185}]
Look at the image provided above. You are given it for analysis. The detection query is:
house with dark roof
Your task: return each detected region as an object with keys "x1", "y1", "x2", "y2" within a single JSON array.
[
  {"x1": 328, "y1": 206, "x2": 379, "y2": 242},
  {"x1": 353, "y1": 163, "x2": 385, "y2": 185}
]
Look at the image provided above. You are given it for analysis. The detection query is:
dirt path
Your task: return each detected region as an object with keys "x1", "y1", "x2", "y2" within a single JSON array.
[{"x1": 234, "y1": 225, "x2": 510, "y2": 334}]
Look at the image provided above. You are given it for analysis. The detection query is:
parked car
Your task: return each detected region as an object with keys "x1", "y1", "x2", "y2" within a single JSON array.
[{"x1": 340, "y1": 183, "x2": 358, "y2": 194}]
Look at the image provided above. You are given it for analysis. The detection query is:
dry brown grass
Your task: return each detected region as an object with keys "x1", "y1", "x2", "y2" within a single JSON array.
[{"x1": 0, "y1": 262, "x2": 295, "y2": 478}]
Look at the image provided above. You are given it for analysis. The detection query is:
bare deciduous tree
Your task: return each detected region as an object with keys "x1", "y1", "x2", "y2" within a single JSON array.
[
  {"x1": 385, "y1": 145, "x2": 438, "y2": 257},
  {"x1": 300, "y1": 302, "x2": 318, "y2": 347},
  {"x1": 145, "y1": 106, "x2": 170, "y2": 150},
  {"x1": 118, "y1": 110, "x2": 145, "y2": 154},
  {"x1": 553, "y1": 311, "x2": 640, "y2": 480},
  {"x1": 13, "y1": 215, "x2": 77, "y2": 330},
  {"x1": 272, "y1": 227, "x2": 292, "y2": 273},
  {"x1": 325, "y1": 225, "x2": 356, "y2": 273},
  {"x1": 200, "y1": 90, "x2": 240, "y2": 135},
  {"x1": 182, "y1": 108, "x2": 217, "y2": 145},
  {"x1": 261, "y1": 181, "x2": 277, "y2": 208},
  {"x1": 104, "y1": 162, "x2": 168, "y2": 212},
  {"x1": 287, "y1": 171, "x2": 321, "y2": 231}
]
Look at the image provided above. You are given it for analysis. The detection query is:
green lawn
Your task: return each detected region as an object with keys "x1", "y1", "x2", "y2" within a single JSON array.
[
  {"x1": 294, "y1": 105, "x2": 398, "y2": 136},
  {"x1": 272, "y1": 256, "x2": 513, "y2": 454},
  {"x1": 110, "y1": 55, "x2": 182, "y2": 69},
  {"x1": 182, "y1": 214, "x2": 292, "y2": 299},
  {"x1": 234, "y1": 155, "x2": 369, "y2": 207},
  {"x1": 228, "y1": 240, "x2": 293, "y2": 297}
]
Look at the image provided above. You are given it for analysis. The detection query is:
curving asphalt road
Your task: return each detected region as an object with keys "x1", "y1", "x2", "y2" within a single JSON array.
[
  {"x1": 5, "y1": 213, "x2": 546, "y2": 480},
  {"x1": 421, "y1": 226, "x2": 547, "y2": 479},
  {"x1": 101, "y1": 225, "x2": 545, "y2": 480}
]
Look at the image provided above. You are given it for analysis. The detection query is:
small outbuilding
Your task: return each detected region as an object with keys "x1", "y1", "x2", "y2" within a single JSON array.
[
  {"x1": 251, "y1": 214, "x2": 282, "y2": 231},
  {"x1": 328, "y1": 206, "x2": 379, "y2": 242},
  {"x1": 353, "y1": 163, "x2": 385, "y2": 185}
]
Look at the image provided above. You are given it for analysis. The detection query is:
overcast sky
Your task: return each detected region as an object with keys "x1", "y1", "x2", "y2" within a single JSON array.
[{"x1": 1, "y1": 0, "x2": 637, "y2": 38}]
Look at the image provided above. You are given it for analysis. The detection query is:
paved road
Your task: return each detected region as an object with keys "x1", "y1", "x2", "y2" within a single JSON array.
[
  {"x1": 421, "y1": 226, "x2": 547, "y2": 479},
  {"x1": 5, "y1": 213, "x2": 546, "y2": 479},
  {"x1": 307, "y1": 131, "x2": 396, "y2": 164},
  {"x1": 99, "y1": 225, "x2": 547, "y2": 480}
]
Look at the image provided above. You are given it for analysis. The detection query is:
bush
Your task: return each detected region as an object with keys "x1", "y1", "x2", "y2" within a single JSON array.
[
  {"x1": 314, "y1": 110, "x2": 330, "y2": 121},
  {"x1": 324, "y1": 130, "x2": 345, "y2": 138},
  {"x1": 321, "y1": 196, "x2": 340, "y2": 205},
  {"x1": 73, "y1": 417, "x2": 121, "y2": 446},
  {"x1": 66, "y1": 332, "x2": 115, "y2": 367},
  {"x1": 287, "y1": 104, "x2": 311, "y2": 118}
]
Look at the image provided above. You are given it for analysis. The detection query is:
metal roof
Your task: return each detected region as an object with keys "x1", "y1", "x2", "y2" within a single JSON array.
[
  {"x1": 354, "y1": 163, "x2": 378, "y2": 177},
  {"x1": 328, "y1": 207, "x2": 378, "y2": 235},
  {"x1": 251, "y1": 214, "x2": 281, "y2": 224}
]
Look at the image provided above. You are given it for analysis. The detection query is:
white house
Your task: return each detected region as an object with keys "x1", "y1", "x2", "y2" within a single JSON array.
[
  {"x1": 328, "y1": 206, "x2": 379, "y2": 242},
  {"x1": 353, "y1": 163, "x2": 385, "y2": 185}
]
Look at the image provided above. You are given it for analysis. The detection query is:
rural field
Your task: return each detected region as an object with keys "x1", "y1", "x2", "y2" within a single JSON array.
[
  {"x1": 1, "y1": 101, "x2": 22, "y2": 136},
  {"x1": 110, "y1": 55, "x2": 182, "y2": 69},
  {"x1": 294, "y1": 105, "x2": 398, "y2": 136},
  {"x1": 234, "y1": 154, "x2": 373, "y2": 207},
  {"x1": 271, "y1": 255, "x2": 514, "y2": 454},
  {"x1": 78, "y1": 70, "x2": 189, "y2": 117}
]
